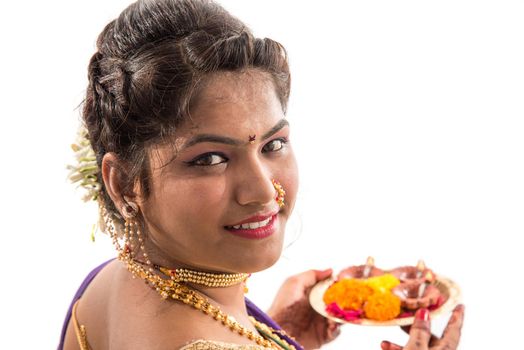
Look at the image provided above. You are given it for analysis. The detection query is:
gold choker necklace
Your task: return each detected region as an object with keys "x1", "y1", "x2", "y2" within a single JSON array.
[
  {"x1": 134, "y1": 259, "x2": 250, "y2": 288},
  {"x1": 157, "y1": 265, "x2": 250, "y2": 288}
]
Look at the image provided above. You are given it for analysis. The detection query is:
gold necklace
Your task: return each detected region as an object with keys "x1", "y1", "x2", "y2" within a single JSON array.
[
  {"x1": 133, "y1": 258, "x2": 250, "y2": 288},
  {"x1": 120, "y1": 251, "x2": 295, "y2": 349},
  {"x1": 157, "y1": 265, "x2": 250, "y2": 288},
  {"x1": 103, "y1": 208, "x2": 296, "y2": 350}
]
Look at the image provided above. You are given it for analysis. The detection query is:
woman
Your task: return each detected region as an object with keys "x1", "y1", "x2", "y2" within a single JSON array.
[{"x1": 59, "y1": 0, "x2": 464, "y2": 349}]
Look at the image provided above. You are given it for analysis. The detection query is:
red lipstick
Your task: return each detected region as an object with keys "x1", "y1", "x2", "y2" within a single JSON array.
[{"x1": 224, "y1": 213, "x2": 279, "y2": 240}]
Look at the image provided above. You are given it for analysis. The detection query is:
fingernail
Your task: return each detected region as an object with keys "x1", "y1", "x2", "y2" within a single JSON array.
[
  {"x1": 380, "y1": 341, "x2": 390, "y2": 350},
  {"x1": 415, "y1": 308, "x2": 430, "y2": 321},
  {"x1": 455, "y1": 304, "x2": 465, "y2": 312}
]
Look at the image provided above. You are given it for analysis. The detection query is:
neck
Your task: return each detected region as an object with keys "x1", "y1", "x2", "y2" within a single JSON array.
[
  {"x1": 191, "y1": 282, "x2": 249, "y2": 313},
  {"x1": 116, "y1": 251, "x2": 294, "y2": 349},
  {"x1": 130, "y1": 253, "x2": 251, "y2": 313}
]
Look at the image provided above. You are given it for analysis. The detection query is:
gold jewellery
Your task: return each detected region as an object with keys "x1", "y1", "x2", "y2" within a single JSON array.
[
  {"x1": 101, "y1": 185, "x2": 295, "y2": 350},
  {"x1": 156, "y1": 266, "x2": 249, "y2": 288},
  {"x1": 272, "y1": 179, "x2": 285, "y2": 208},
  {"x1": 120, "y1": 254, "x2": 295, "y2": 349}
]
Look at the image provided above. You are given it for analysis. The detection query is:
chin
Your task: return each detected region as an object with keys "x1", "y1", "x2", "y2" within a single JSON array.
[
  {"x1": 216, "y1": 215, "x2": 288, "y2": 273},
  {"x1": 249, "y1": 236, "x2": 286, "y2": 273},
  {"x1": 248, "y1": 248, "x2": 283, "y2": 273},
  {"x1": 222, "y1": 235, "x2": 285, "y2": 274}
]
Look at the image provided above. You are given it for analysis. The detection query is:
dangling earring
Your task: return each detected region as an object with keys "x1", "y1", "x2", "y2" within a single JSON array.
[
  {"x1": 272, "y1": 179, "x2": 286, "y2": 208},
  {"x1": 120, "y1": 199, "x2": 151, "y2": 266},
  {"x1": 121, "y1": 199, "x2": 138, "y2": 258}
]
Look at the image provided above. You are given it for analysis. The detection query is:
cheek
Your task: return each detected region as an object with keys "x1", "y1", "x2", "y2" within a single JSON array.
[
  {"x1": 188, "y1": 183, "x2": 228, "y2": 218},
  {"x1": 148, "y1": 179, "x2": 228, "y2": 230},
  {"x1": 190, "y1": 182, "x2": 228, "y2": 220}
]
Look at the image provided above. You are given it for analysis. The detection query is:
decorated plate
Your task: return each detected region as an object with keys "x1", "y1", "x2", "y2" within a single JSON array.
[{"x1": 309, "y1": 275, "x2": 461, "y2": 326}]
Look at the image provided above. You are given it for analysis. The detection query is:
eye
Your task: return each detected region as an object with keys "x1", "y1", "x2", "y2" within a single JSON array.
[
  {"x1": 262, "y1": 138, "x2": 287, "y2": 153},
  {"x1": 187, "y1": 153, "x2": 227, "y2": 166}
]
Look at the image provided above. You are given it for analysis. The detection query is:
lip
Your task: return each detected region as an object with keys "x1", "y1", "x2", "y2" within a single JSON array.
[
  {"x1": 227, "y1": 211, "x2": 279, "y2": 227},
  {"x1": 224, "y1": 213, "x2": 279, "y2": 240}
]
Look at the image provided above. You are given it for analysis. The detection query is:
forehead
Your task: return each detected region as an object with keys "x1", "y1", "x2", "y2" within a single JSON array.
[
  {"x1": 195, "y1": 69, "x2": 276, "y2": 104},
  {"x1": 149, "y1": 70, "x2": 286, "y2": 165},
  {"x1": 184, "y1": 70, "x2": 283, "y2": 131}
]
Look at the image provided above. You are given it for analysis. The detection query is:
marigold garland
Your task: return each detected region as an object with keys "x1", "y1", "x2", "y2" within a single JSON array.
[
  {"x1": 323, "y1": 274, "x2": 402, "y2": 321},
  {"x1": 363, "y1": 291, "x2": 401, "y2": 321},
  {"x1": 323, "y1": 279, "x2": 373, "y2": 311}
]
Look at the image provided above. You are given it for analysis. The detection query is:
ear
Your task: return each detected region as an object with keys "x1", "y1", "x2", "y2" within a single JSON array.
[{"x1": 101, "y1": 153, "x2": 136, "y2": 215}]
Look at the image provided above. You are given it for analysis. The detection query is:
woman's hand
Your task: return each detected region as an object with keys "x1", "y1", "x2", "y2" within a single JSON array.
[
  {"x1": 381, "y1": 304, "x2": 465, "y2": 350},
  {"x1": 267, "y1": 269, "x2": 341, "y2": 350}
]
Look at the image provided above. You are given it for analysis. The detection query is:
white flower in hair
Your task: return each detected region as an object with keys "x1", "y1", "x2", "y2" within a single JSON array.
[
  {"x1": 67, "y1": 127, "x2": 125, "y2": 240},
  {"x1": 67, "y1": 127, "x2": 101, "y2": 202}
]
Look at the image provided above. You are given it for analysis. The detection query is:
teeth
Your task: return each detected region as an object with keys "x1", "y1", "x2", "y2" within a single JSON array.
[
  {"x1": 229, "y1": 217, "x2": 272, "y2": 230},
  {"x1": 260, "y1": 217, "x2": 271, "y2": 226}
]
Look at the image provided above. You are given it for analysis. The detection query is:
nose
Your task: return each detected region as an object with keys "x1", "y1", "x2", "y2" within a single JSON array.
[{"x1": 234, "y1": 158, "x2": 276, "y2": 207}]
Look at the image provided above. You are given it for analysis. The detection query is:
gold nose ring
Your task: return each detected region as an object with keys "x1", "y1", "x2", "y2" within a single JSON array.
[{"x1": 272, "y1": 179, "x2": 285, "y2": 208}]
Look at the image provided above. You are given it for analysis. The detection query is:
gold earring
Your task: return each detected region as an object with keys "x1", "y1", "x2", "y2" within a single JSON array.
[
  {"x1": 272, "y1": 179, "x2": 285, "y2": 208},
  {"x1": 121, "y1": 199, "x2": 138, "y2": 219}
]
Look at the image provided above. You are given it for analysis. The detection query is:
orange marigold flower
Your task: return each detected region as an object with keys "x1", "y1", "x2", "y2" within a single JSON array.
[
  {"x1": 323, "y1": 278, "x2": 373, "y2": 311},
  {"x1": 363, "y1": 291, "x2": 402, "y2": 321}
]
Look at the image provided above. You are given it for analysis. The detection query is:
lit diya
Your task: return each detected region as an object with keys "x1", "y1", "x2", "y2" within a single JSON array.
[
  {"x1": 337, "y1": 257, "x2": 384, "y2": 279},
  {"x1": 390, "y1": 260, "x2": 441, "y2": 310}
]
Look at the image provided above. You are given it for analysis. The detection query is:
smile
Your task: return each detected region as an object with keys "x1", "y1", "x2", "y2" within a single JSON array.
[
  {"x1": 226, "y1": 216, "x2": 272, "y2": 230},
  {"x1": 224, "y1": 214, "x2": 278, "y2": 239}
]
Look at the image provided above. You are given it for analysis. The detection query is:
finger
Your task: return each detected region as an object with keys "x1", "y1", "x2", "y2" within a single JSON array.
[
  {"x1": 313, "y1": 268, "x2": 333, "y2": 282},
  {"x1": 405, "y1": 308, "x2": 431, "y2": 349},
  {"x1": 326, "y1": 319, "x2": 341, "y2": 342},
  {"x1": 296, "y1": 268, "x2": 333, "y2": 289},
  {"x1": 437, "y1": 304, "x2": 465, "y2": 349},
  {"x1": 401, "y1": 325, "x2": 440, "y2": 346},
  {"x1": 298, "y1": 268, "x2": 332, "y2": 283},
  {"x1": 283, "y1": 269, "x2": 333, "y2": 295},
  {"x1": 381, "y1": 340, "x2": 403, "y2": 350}
]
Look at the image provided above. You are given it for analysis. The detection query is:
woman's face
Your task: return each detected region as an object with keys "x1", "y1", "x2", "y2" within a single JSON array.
[{"x1": 138, "y1": 71, "x2": 298, "y2": 273}]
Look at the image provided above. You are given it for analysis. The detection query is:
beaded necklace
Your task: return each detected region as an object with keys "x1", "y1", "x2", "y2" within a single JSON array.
[
  {"x1": 157, "y1": 264, "x2": 249, "y2": 288},
  {"x1": 121, "y1": 251, "x2": 296, "y2": 350},
  {"x1": 103, "y1": 206, "x2": 296, "y2": 350}
]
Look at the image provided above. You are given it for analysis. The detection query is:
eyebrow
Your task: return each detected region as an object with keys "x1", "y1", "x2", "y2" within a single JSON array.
[{"x1": 182, "y1": 119, "x2": 289, "y2": 149}]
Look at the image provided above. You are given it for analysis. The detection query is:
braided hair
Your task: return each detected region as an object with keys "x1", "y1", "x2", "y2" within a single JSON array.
[{"x1": 82, "y1": 0, "x2": 290, "y2": 221}]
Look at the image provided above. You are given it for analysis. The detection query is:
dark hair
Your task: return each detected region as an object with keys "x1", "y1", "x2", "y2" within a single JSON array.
[{"x1": 83, "y1": 0, "x2": 290, "y2": 219}]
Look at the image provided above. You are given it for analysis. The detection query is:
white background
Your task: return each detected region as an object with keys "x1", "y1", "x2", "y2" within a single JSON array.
[{"x1": 1, "y1": 0, "x2": 523, "y2": 349}]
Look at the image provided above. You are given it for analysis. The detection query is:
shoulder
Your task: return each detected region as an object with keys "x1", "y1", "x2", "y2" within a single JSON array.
[
  {"x1": 64, "y1": 260, "x2": 267, "y2": 350},
  {"x1": 62, "y1": 259, "x2": 119, "y2": 349}
]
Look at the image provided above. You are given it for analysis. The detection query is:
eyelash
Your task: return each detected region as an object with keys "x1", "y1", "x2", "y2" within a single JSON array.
[
  {"x1": 186, "y1": 137, "x2": 288, "y2": 167},
  {"x1": 262, "y1": 137, "x2": 288, "y2": 153},
  {"x1": 186, "y1": 152, "x2": 228, "y2": 167}
]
